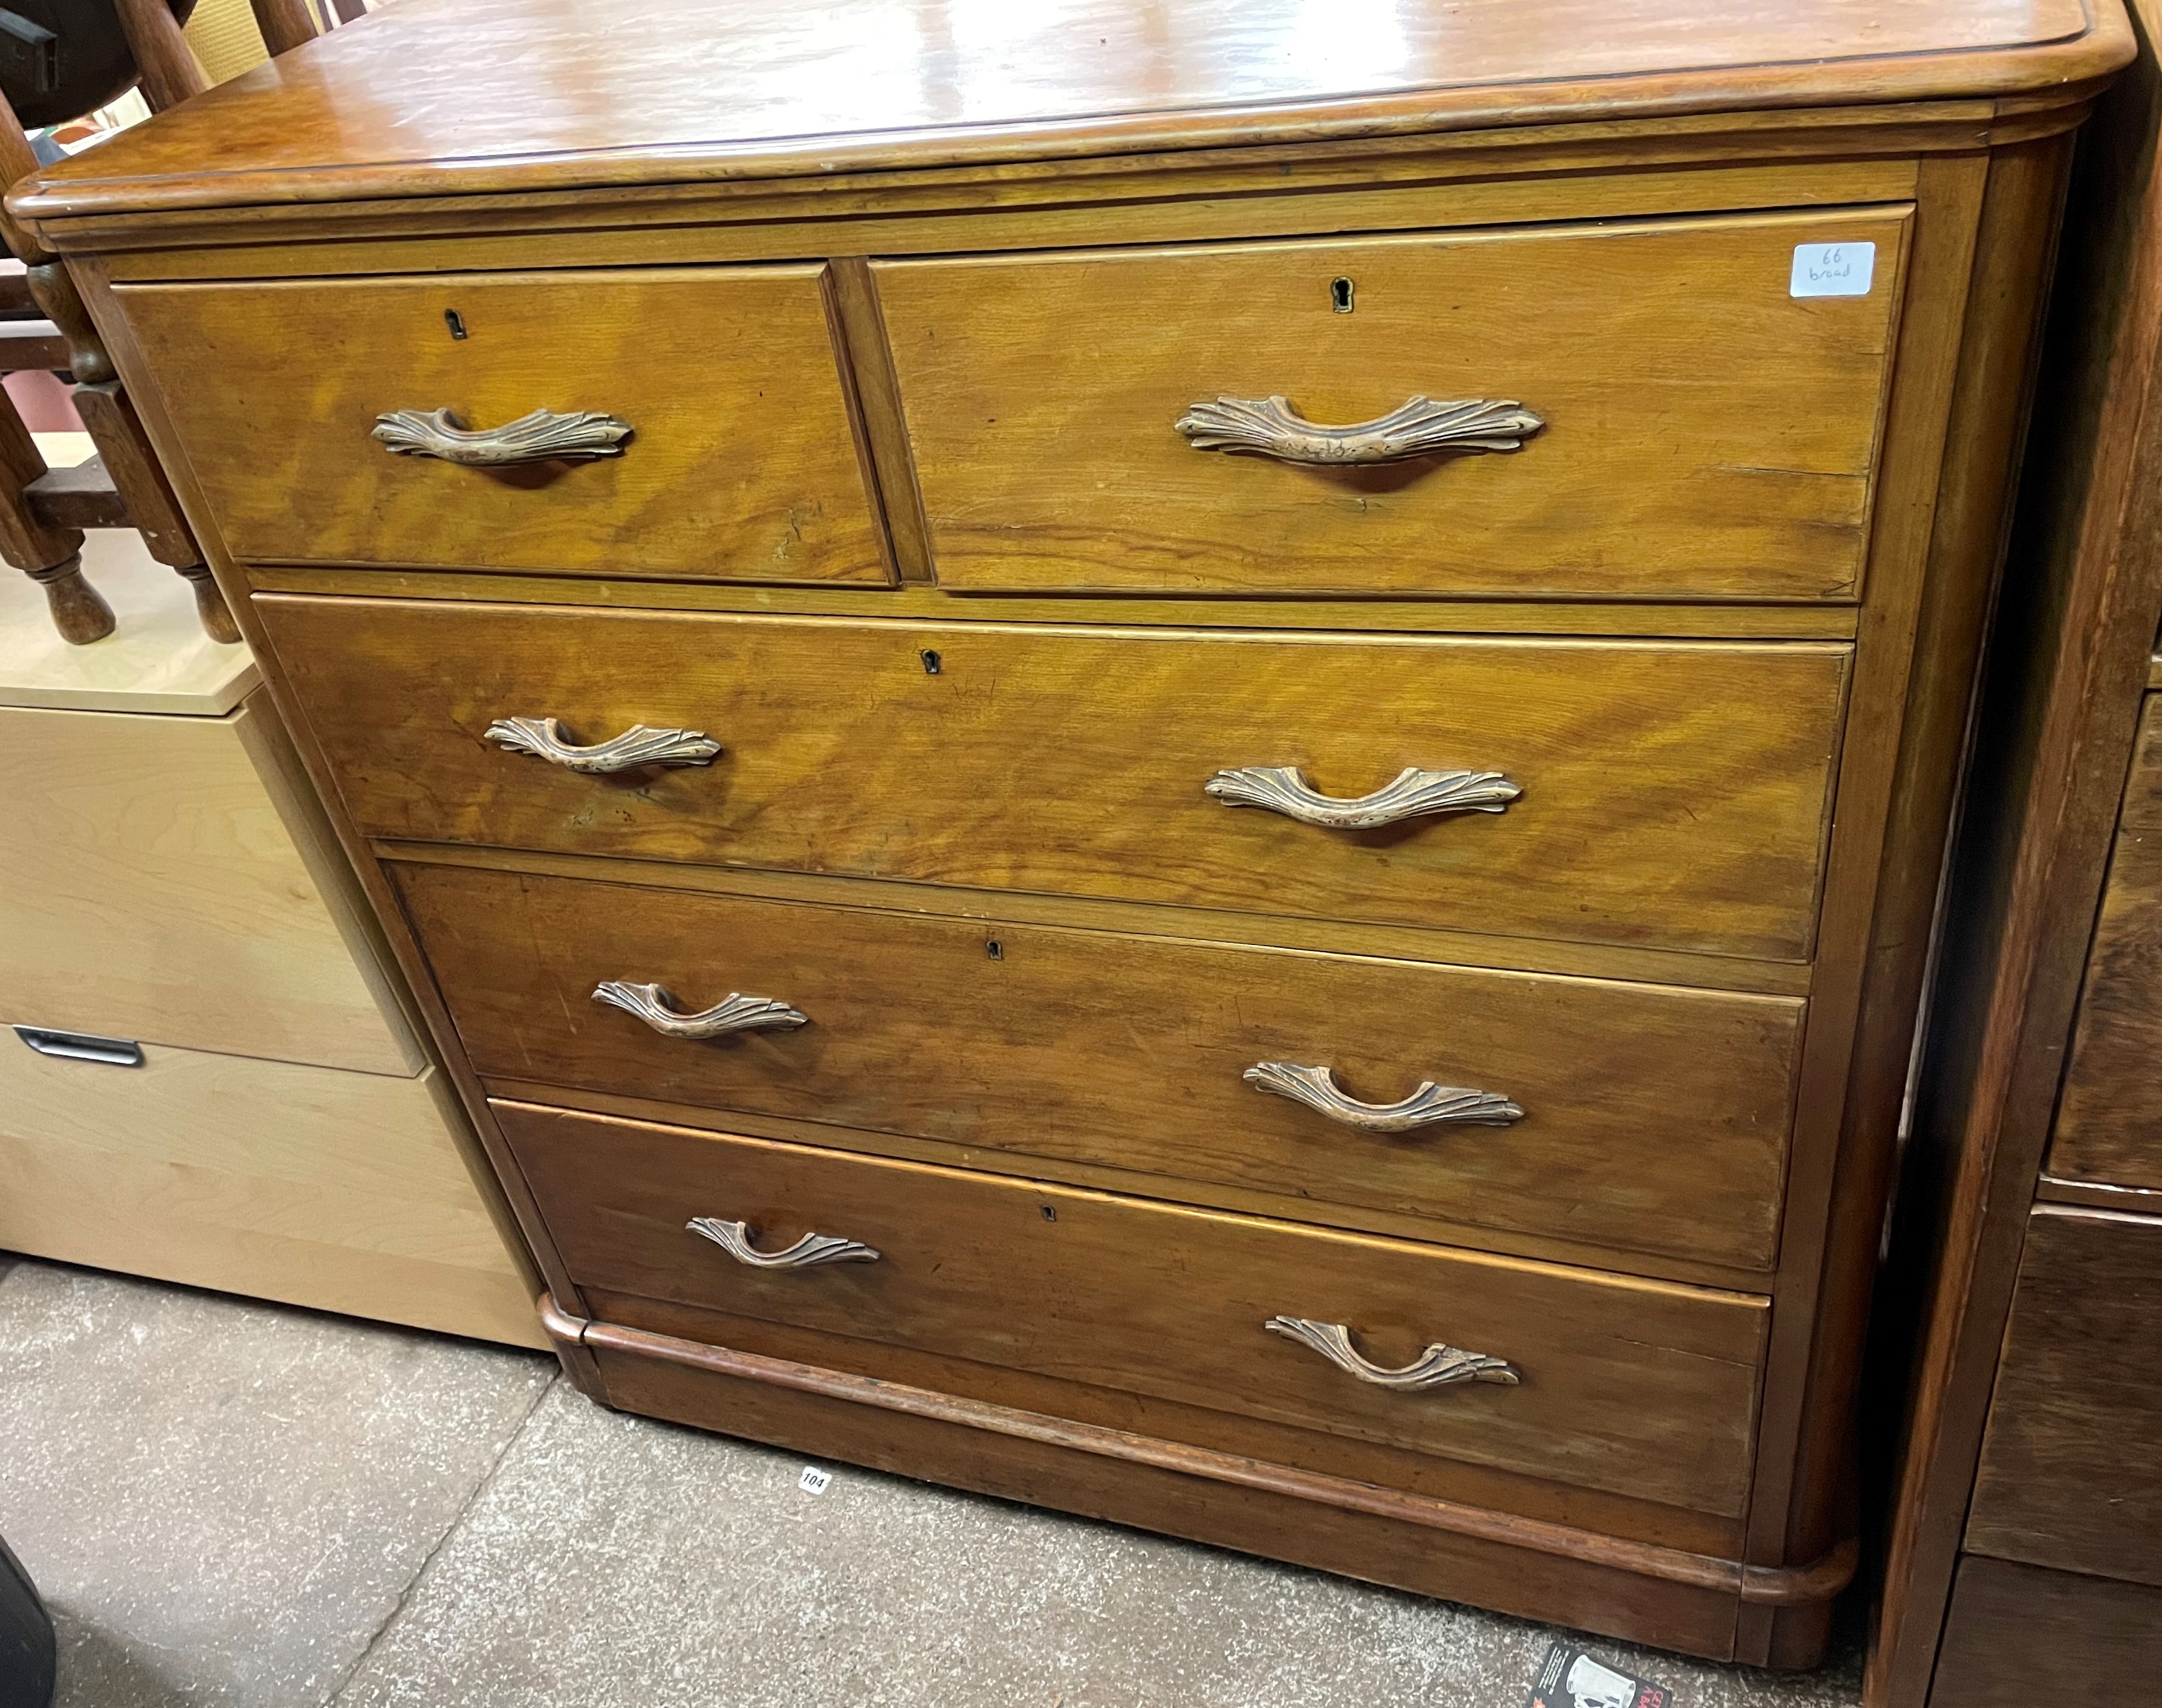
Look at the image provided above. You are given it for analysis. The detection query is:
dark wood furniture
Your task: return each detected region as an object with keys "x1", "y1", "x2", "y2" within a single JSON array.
[
  {"x1": 7, "y1": 0, "x2": 2132, "y2": 1667},
  {"x1": 1872, "y1": 0, "x2": 2162, "y2": 1698}
]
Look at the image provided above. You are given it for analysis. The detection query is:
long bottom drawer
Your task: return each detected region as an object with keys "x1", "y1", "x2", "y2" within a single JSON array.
[
  {"x1": 0, "y1": 1027, "x2": 542, "y2": 1348},
  {"x1": 499, "y1": 1099, "x2": 1769, "y2": 1518}
]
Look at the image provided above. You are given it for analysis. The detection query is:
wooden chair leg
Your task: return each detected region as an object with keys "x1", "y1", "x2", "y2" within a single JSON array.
[
  {"x1": 112, "y1": 0, "x2": 212, "y2": 111},
  {"x1": 72, "y1": 381, "x2": 241, "y2": 645},
  {"x1": 0, "y1": 396, "x2": 102, "y2": 643},
  {"x1": 174, "y1": 562, "x2": 241, "y2": 644},
  {"x1": 25, "y1": 553, "x2": 117, "y2": 645},
  {"x1": 249, "y1": 0, "x2": 326, "y2": 57}
]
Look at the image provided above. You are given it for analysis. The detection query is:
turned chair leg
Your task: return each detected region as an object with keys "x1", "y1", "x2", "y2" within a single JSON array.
[
  {"x1": 71, "y1": 382, "x2": 242, "y2": 646},
  {"x1": 174, "y1": 562, "x2": 241, "y2": 644},
  {"x1": 25, "y1": 552, "x2": 116, "y2": 645}
]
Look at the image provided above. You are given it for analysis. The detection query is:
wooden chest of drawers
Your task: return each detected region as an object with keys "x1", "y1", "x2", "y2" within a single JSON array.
[{"x1": 11, "y1": 0, "x2": 2131, "y2": 1667}]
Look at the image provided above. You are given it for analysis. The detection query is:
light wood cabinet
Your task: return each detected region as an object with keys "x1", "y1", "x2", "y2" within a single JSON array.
[{"x1": 0, "y1": 522, "x2": 542, "y2": 1346}]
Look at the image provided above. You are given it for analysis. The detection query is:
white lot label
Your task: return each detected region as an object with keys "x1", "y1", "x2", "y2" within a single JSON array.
[
  {"x1": 798, "y1": 1466, "x2": 833, "y2": 1495},
  {"x1": 1790, "y1": 241, "x2": 1876, "y2": 298}
]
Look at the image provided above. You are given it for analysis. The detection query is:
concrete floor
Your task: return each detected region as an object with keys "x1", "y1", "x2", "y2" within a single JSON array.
[{"x1": 0, "y1": 1253, "x2": 1867, "y2": 1707}]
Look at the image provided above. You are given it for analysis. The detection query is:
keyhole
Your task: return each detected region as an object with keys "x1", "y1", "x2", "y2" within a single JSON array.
[
  {"x1": 921, "y1": 649, "x2": 942, "y2": 675},
  {"x1": 1329, "y1": 277, "x2": 1355, "y2": 314},
  {"x1": 1040, "y1": 1205, "x2": 1057, "y2": 1222},
  {"x1": 444, "y1": 308, "x2": 469, "y2": 340},
  {"x1": 985, "y1": 940, "x2": 1003, "y2": 960}
]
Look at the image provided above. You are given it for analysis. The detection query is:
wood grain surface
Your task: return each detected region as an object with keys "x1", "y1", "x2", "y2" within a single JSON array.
[
  {"x1": 117, "y1": 267, "x2": 889, "y2": 582},
  {"x1": 497, "y1": 1100, "x2": 1769, "y2": 1518},
  {"x1": 1930, "y1": 1556, "x2": 2162, "y2": 1704},
  {"x1": 392, "y1": 859, "x2": 1805, "y2": 1272},
  {"x1": 878, "y1": 209, "x2": 1909, "y2": 599},
  {"x1": 1965, "y1": 1206, "x2": 2162, "y2": 1583},
  {"x1": 0, "y1": 1041, "x2": 543, "y2": 1348},
  {"x1": 261, "y1": 597, "x2": 1852, "y2": 961},
  {"x1": 2050, "y1": 694, "x2": 2162, "y2": 1189},
  {"x1": 5, "y1": 0, "x2": 2128, "y2": 226}
]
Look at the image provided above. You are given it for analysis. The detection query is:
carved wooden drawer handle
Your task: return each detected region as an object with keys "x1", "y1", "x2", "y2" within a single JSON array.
[
  {"x1": 485, "y1": 716, "x2": 720, "y2": 774},
  {"x1": 687, "y1": 1216, "x2": 880, "y2": 1268},
  {"x1": 592, "y1": 980, "x2": 809, "y2": 1038},
  {"x1": 1176, "y1": 394, "x2": 1543, "y2": 465},
  {"x1": 372, "y1": 406, "x2": 632, "y2": 465},
  {"x1": 1265, "y1": 1317, "x2": 1519, "y2": 1389},
  {"x1": 1245, "y1": 1062, "x2": 1524, "y2": 1132},
  {"x1": 1204, "y1": 765, "x2": 1521, "y2": 829}
]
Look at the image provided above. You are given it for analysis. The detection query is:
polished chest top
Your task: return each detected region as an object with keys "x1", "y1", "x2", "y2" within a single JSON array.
[{"x1": 14, "y1": 0, "x2": 2130, "y2": 1671}]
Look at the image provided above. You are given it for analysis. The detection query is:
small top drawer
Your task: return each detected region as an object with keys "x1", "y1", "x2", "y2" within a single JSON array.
[
  {"x1": 114, "y1": 267, "x2": 891, "y2": 585},
  {"x1": 874, "y1": 207, "x2": 1910, "y2": 598}
]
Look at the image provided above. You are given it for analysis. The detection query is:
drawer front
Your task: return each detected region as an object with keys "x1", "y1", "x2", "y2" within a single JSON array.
[
  {"x1": 501, "y1": 1102, "x2": 1769, "y2": 1516},
  {"x1": 874, "y1": 208, "x2": 1909, "y2": 597},
  {"x1": 0, "y1": 1037, "x2": 544, "y2": 1349},
  {"x1": 1967, "y1": 1206, "x2": 2162, "y2": 1585},
  {"x1": 263, "y1": 597, "x2": 1851, "y2": 960},
  {"x1": 117, "y1": 268, "x2": 890, "y2": 583},
  {"x1": 2049, "y1": 695, "x2": 2162, "y2": 1190},
  {"x1": 395, "y1": 862, "x2": 1804, "y2": 1271},
  {"x1": 1931, "y1": 1557, "x2": 2162, "y2": 1708},
  {"x1": 0, "y1": 698, "x2": 416, "y2": 1075}
]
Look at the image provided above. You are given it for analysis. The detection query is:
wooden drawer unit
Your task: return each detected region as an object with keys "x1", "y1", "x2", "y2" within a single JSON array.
[
  {"x1": 497, "y1": 1102, "x2": 1770, "y2": 1519},
  {"x1": 115, "y1": 268, "x2": 890, "y2": 584},
  {"x1": 25, "y1": 0, "x2": 2123, "y2": 1669},
  {"x1": 2049, "y1": 695, "x2": 2162, "y2": 1190},
  {"x1": 394, "y1": 859, "x2": 1805, "y2": 1273},
  {"x1": 264, "y1": 597, "x2": 1851, "y2": 961},
  {"x1": 1964, "y1": 1206, "x2": 2162, "y2": 1585},
  {"x1": 876, "y1": 209, "x2": 1911, "y2": 599}
]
